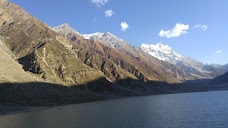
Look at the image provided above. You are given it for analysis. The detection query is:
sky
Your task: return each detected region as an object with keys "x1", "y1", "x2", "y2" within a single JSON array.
[{"x1": 10, "y1": 0, "x2": 228, "y2": 64}]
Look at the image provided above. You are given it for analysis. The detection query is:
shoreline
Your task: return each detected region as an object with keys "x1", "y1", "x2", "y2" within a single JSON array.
[
  {"x1": 0, "y1": 106, "x2": 52, "y2": 117},
  {"x1": 1, "y1": 87, "x2": 228, "y2": 117}
]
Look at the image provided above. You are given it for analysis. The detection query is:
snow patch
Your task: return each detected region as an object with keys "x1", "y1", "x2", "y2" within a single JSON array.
[{"x1": 141, "y1": 42, "x2": 182, "y2": 62}]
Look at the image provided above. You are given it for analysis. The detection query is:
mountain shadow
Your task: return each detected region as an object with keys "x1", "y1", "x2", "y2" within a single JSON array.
[
  {"x1": 1, "y1": 78, "x2": 228, "y2": 107},
  {"x1": 0, "y1": 82, "x2": 110, "y2": 107},
  {"x1": 0, "y1": 78, "x2": 178, "y2": 107},
  {"x1": 209, "y1": 72, "x2": 228, "y2": 85},
  {"x1": 73, "y1": 77, "x2": 228, "y2": 97}
]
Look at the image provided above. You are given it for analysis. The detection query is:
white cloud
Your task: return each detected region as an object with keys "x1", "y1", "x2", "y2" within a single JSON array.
[
  {"x1": 216, "y1": 50, "x2": 222, "y2": 54},
  {"x1": 194, "y1": 24, "x2": 208, "y2": 31},
  {"x1": 105, "y1": 10, "x2": 115, "y2": 17},
  {"x1": 91, "y1": 0, "x2": 108, "y2": 7},
  {"x1": 158, "y1": 23, "x2": 190, "y2": 38},
  {"x1": 120, "y1": 22, "x2": 129, "y2": 32}
]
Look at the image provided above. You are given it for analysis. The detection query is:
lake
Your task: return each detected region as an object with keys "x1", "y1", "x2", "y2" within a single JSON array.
[{"x1": 1, "y1": 91, "x2": 228, "y2": 128}]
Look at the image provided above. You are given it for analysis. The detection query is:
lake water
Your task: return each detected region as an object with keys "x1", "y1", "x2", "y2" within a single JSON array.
[{"x1": 1, "y1": 91, "x2": 228, "y2": 128}]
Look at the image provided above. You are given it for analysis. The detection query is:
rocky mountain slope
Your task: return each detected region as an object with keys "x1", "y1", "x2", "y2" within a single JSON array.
[
  {"x1": 0, "y1": 0, "x2": 107, "y2": 86},
  {"x1": 54, "y1": 24, "x2": 194, "y2": 85},
  {"x1": 54, "y1": 24, "x2": 138, "y2": 83},
  {"x1": 141, "y1": 43, "x2": 226, "y2": 78},
  {"x1": 0, "y1": 0, "x2": 118, "y2": 106},
  {"x1": 0, "y1": 38, "x2": 37, "y2": 83}
]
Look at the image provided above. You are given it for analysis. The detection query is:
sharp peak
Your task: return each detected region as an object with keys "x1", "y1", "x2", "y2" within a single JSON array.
[
  {"x1": 104, "y1": 32, "x2": 124, "y2": 40},
  {"x1": 106, "y1": 32, "x2": 113, "y2": 35},
  {"x1": 105, "y1": 32, "x2": 117, "y2": 36},
  {"x1": 53, "y1": 23, "x2": 82, "y2": 36},
  {"x1": 54, "y1": 23, "x2": 72, "y2": 28},
  {"x1": 94, "y1": 32, "x2": 105, "y2": 34},
  {"x1": 53, "y1": 23, "x2": 79, "y2": 33}
]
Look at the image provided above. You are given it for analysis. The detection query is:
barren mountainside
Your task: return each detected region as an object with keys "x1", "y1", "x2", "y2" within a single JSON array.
[
  {"x1": 0, "y1": 39, "x2": 37, "y2": 83},
  {"x1": 0, "y1": 0, "x2": 107, "y2": 86},
  {"x1": 54, "y1": 24, "x2": 195, "y2": 84}
]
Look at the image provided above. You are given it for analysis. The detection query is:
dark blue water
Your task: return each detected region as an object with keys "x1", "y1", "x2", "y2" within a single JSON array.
[{"x1": 1, "y1": 91, "x2": 228, "y2": 128}]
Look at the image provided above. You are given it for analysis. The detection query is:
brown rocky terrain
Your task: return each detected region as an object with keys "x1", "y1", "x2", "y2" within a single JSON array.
[
  {"x1": 0, "y1": 0, "x2": 107, "y2": 86},
  {"x1": 0, "y1": 38, "x2": 37, "y2": 83},
  {"x1": 54, "y1": 24, "x2": 195, "y2": 85}
]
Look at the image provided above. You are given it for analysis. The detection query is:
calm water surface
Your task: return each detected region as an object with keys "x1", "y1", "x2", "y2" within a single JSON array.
[{"x1": 1, "y1": 91, "x2": 228, "y2": 128}]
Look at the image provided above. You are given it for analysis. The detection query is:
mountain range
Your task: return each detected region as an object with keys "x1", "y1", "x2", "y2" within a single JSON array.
[
  {"x1": 141, "y1": 43, "x2": 228, "y2": 78},
  {"x1": 53, "y1": 23, "x2": 195, "y2": 84},
  {"x1": 1, "y1": 0, "x2": 228, "y2": 106},
  {"x1": 54, "y1": 23, "x2": 227, "y2": 79}
]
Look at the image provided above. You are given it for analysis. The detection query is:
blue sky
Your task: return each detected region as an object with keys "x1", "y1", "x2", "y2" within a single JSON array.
[{"x1": 10, "y1": 0, "x2": 228, "y2": 64}]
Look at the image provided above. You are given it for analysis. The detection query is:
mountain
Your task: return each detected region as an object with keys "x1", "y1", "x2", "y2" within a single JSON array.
[
  {"x1": 53, "y1": 23, "x2": 82, "y2": 38},
  {"x1": 82, "y1": 32, "x2": 127, "y2": 49},
  {"x1": 54, "y1": 24, "x2": 195, "y2": 85},
  {"x1": 0, "y1": 0, "x2": 120, "y2": 106},
  {"x1": 54, "y1": 24, "x2": 138, "y2": 83},
  {"x1": 141, "y1": 43, "x2": 182, "y2": 63},
  {"x1": 210, "y1": 72, "x2": 228, "y2": 85},
  {"x1": 141, "y1": 43, "x2": 226, "y2": 78},
  {"x1": 0, "y1": 1, "x2": 109, "y2": 85},
  {"x1": 54, "y1": 24, "x2": 128, "y2": 50}
]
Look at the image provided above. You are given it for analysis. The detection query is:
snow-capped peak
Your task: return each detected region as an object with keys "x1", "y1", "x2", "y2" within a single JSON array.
[
  {"x1": 141, "y1": 42, "x2": 182, "y2": 62},
  {"x1": 82, "y1": 32, "x2": 105, "y2": 40},
  {"x1": 105, "y1": 32, "x2": 122, "y2": 40},
  {"x1": 82, "y1": 32, "x2": 124, "y2": 41},
  {"x1": 141, "y1": 42, "x2": 173, "y2": 53},
  {"x1": 55, "y1": 23, "x2": 70, "y2": 29},
  {"x1": 81, "y1": 32, "x2": 126, "y2": 48},
  {"x1": 53, "y1": 23, "x2": 127, "y2": 49}
]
